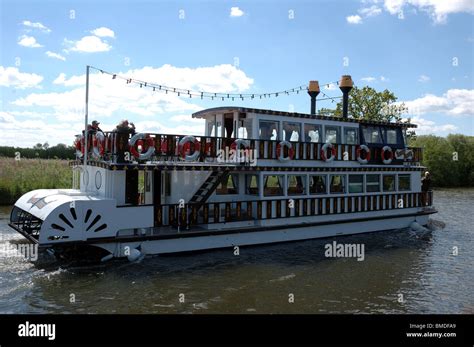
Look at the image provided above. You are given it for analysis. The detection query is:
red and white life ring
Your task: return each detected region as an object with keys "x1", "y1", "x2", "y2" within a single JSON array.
[
  {"x1": 231, "y1": 139, "x2": 251, "y2": 162},
  {"x1": 320, "y1": 143, "x2": 336, "y2": 162},
  {"x1": 276, "y1": 140, "x2": 294, "y2": 161},
  {"x1": 178, "y1": 135, "x2": 201, "y2": 161},
  {"x1": 381, "y1": 145, "x2": 393, "y2": 164},
  {"x1": 74, "y1": 135, "x2": 84, "y2": 158},
  {"x1": 92, "y1": 131, "x2": 106, "y2": 159},
  {"x1": 356, "y1": 144, "x2": 371, "y2": 164},
  {"x1": 129, "y1": 133, "x2": 155, "y2": 160}
]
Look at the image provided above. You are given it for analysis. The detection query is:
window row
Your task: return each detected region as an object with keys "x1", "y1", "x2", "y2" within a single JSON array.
[
  {"x1": 240, "y1": 173, "x2": 411, "y2": 196},
  {"x1": 258, "y1": 121, "x2": 359, "y2": 145}
]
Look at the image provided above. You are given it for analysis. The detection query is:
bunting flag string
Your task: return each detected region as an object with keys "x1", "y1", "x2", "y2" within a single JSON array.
[{"x1": 90, "y1": 66, "x2": 343, "y2": 103}]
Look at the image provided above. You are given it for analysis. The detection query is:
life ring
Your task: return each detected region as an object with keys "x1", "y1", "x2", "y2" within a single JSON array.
[
  {"x1": 276, "y1": 141, "x2": 294, "y2": 162},
  {"x1": 231, "y1": 139, "x2": 251, "y2": 162},
  {"x1": 129, "y1": 133, "x2": 155, "y2": 160},
  {"x1": 92, "y1": 131, "x2": 105, "y2": 159},
  {"x1": 178, "y1": 135, "x2": 201, "y2": 161},
  {"x1": 356, "y1": 144, "x2": 371, "y2": 164},
  {"x1": 320, "y1": 143, "x2": 336, "y2": 162},
  {"x1": 74, "y1": 135, "x2": 84, "y2": 158},
  {"x1": 381, "y1": 145, "x2": 393, "y2": 164}
]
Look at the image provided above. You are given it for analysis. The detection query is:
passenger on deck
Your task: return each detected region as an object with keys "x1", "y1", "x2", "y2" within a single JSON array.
[
  {"x1": 115, "y1": 119, "x2": 136, "y2": 135},
  {"x1": 114, "y1": 119, "x2": 136, "y2": 162},
  {"x1": 421, "y1": 171, "x2": 432, "y2": 206}
]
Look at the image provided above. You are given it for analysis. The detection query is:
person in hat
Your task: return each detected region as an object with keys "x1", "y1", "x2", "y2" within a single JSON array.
[{"x1": 88, "y1": 120, "x2": 103, "y2": 133}]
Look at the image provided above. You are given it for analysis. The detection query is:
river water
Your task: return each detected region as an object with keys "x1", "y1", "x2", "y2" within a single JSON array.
[{"x1": 0, "y1": 189, "x2": 472, "y2": 314}]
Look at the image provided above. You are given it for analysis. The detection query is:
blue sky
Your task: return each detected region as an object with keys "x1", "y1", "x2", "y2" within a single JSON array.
[{"x1": 0, "y1": 0, "x2": 473, "y2": 146}]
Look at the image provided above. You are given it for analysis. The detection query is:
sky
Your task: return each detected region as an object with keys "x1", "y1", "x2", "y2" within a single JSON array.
[{"x1": 0, "y1": 0, "x2": 473, "y2": 146}]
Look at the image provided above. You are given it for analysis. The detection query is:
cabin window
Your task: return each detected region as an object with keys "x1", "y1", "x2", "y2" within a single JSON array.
[
  {"x1": 217, "y1": 121, "x2": 222, "y2": 138},
  {"x1": 246, "y1": 174, "x2": 259, "y2": 195},
  {"x1": 383, "y1": 175, "x2": 396, "y2": 192},
  {"x1": 217, "y1": 174, "x2": 239, "y2": 195},
  {"x1": 383, "y1": 128, "x2": 402, "y2": 145},
  {"x1": 348, "y1": 175, "x2": 363, "y2": 193},
  {"x1": 309, "y1": 175, "x2": 327, "y2": 194},
  {"x1": 263, "y1": 175, "x2": 284, "y2": 196},
  {"x1": 344, "y1": 127, "x2": 359, "y2": 145},
  {"x1": 362, "y1": 126, "x2": 382, "y2": 144},
  {"x1": 164, "y1": 172, "x2": 171, "y2": 196},
  {"x1": 398, "y1": 174, "x2": 411, "y2": 191},
  {"x1": 304, "y1": 124, "x2": 322, "y2": 143},
  {"x1": 287, "y1": 175, "x2": 306, "y2": 195},
  {"x1": 283, "y1": 122, "x2": 301, "y2": 142},
  {"x1": 259, "y1": 120, "x2": 279, "y2": 140},
  {"x1": 238, "y1": 118, "x2": 251, "y2": 139},
  {"x1": 329, "y1": 175, "x2": 345, "y2": 194},
  {"x1": 325, "y1": 126, "x2": 341, "y2": 144},
  {"x1": 208, "y1": 120, "x2": 216, "y2": 137},
  {"x1": 366, "y1": 174, "x2": 380, "y2": 192}
]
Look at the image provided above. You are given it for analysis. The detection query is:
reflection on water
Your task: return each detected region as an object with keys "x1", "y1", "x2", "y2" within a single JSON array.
[{"x1": 0, "y1": 189, "x2": 473, "y2": 314}]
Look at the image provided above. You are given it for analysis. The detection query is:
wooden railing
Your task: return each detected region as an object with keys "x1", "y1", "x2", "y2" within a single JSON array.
[
  {"x1": 80, "y1": 131, "x2": 423, "y2": 164},
  {"x1": 153, "y1": 191, "x2": 433, "y2": 228}
]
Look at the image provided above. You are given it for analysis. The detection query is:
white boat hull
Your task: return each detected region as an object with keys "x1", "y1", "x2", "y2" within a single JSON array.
[{"x1": 96, "y1": 213, "x2": 430, "y2": 257}]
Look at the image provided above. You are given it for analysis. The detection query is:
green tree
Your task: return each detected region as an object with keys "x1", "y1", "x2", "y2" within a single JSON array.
[{"x1": 320, "y1": 86, "x2": 408, "y2": 122}]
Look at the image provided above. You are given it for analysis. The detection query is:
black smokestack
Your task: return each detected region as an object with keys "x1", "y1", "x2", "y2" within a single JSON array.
[
  {"x1": 307, "y1": 80, "x2": 320, "y2": 115},
  {"x1": 339, "y1": 75, "x2": 353, "y2": 118}
]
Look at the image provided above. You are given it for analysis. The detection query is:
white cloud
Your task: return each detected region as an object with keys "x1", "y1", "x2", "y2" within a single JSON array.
[
  {"x1": 361, "y1": 76, "x2": 377, "y2": 82},
  {"x1": 11, "y1": 64, "x2": 254, "y2": 125},
  {"x1": 17, "y1": 35, "x2": 43, "y2": 48},
  {"x1": 324, "y1": 83, "x2": 337, "y2": 90},
  {"x1": 22, "y1": 20, "x2": 51, "y2": 33},
  {"x1": 64, "y1": 36, "x2": 112, "y2": 53},
  {"x1": 418, "y1": 74, "x2": 430, "y2": 83},
  {"x1": 380, "y1": 75, "x2": 389, "y2": 82},
  {"x1": 45, "y1": 51, "x2": 66, "y2": 61},
  {"x1": 0, "y1": 66, "x2": 43, "y2": 89},
  {"x1": 53, "y1": 73, "x2": 84, "y2": 86},
  {"x1": 409, "y1": 116, "x2": 457, "y2": 135},
  {"x1": 359, "y1": 5, "x2": 383, "y2": 17},
  {"x1": 230, "y1": 7, "x2": 244, "y2": 17},
  {"x1": 90, "y1": 27, "x2": 115, "y2": 38},
  {"x1": 384, "y1": 0, "x2": 474, "y2": 24},
  {"x1": 346, "y1": 15, "x2": 363, "y2": 24},
  {"x1": 404, "y1": 89, "x2": 474, "y2": 117}
]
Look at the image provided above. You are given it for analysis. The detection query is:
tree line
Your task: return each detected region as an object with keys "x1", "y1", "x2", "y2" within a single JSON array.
[{"x1": 0, "y1": 143, "x2": 75, "y2": 160}]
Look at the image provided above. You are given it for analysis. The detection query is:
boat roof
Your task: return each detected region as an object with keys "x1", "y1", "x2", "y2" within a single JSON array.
[{"x1": 192, "y1": 106, "x2": 417, "y2": 128}]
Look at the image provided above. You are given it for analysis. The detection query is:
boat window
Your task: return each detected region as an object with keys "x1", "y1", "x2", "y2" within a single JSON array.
[
  {"x1": 304, "y1": 124, "x2": 322, "y2": 143},
  {"x1": 208, "y1": 120, "x2": 216, "y2": 137},
  {"x1": 217, "y1": 121, "x2": 222, "y2": 138},
  {"x1": 325, "y1": 126, "x2": 341, "y2": 144},
  {"x1": 246, "y1": 174, "x2": 259, "y2": 195},
  {"x1": 383, "y1": 128, "x2": 401, "y2": 145},
  {"x1": 217, "y1": 174, "x2": 239, "y2": 195},
  {"x1": 362, "y1": 126, "x2": 382, "y2": 144},
  {"x1": 329, "y1": 175, "x2": 345, "y2": 193},
  {"x1": 287, "y1": 175, "x2": 306, "y2": 195},
  {"x1": 348, "y1": 175, "x2": 363, "y2": 193},
  {"x1": 164, "y1": 172, "x2": 171, "y2": 196},
  {"x1": 309, "y1": 175, "x2": 327, "y2": 194},
  {"x1": 238, "y1": 118, "x2": 252, "y2": 139},
  {"x1": 283, "y1": 122, "x2": 301, "y2": 142},
  {"x1": 263, "y1": 175, "x2": 284, "y2": 196},
  {"x1": 366, "y1": 174, "x2": 380, "y2": 192},
  {"x1": 383, "y1": 175, "x2": 396, "y2": 192},
  {"x1": 259, "y1": 120, "x2": 279, "y2": 141},
  {"x1": 344, "y1": 127, "x2": 359, "y2": 145},
  {"x1": 398, "y1": 174, "x2": 411, "y2": 191}
]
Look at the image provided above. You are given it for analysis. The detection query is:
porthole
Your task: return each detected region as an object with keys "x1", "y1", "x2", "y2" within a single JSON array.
[{"x1": 95, "y1": 171, "x2": 102, "y2": 190}]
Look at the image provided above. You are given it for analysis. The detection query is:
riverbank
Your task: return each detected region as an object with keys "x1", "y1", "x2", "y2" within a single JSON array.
[{"x1": 0, "y1": 157, "x2": 72, "y2": 205}]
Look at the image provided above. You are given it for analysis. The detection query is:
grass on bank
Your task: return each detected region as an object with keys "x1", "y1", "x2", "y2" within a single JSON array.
[{"x1": 0, "y1": 157, "x2": 72, "y2": 205}]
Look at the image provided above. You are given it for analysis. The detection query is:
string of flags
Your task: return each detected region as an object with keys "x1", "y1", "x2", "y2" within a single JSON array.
[{"x1": 90, "y1": 66, "x2": 343, "y2": 103}]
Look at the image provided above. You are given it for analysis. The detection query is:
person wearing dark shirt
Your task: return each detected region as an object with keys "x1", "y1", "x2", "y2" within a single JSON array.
[
  {"x1": 421, "y1": 171, "x2": 432, "y2": 206},
  {"x1": 114, "y1": 119, "x2": 136, "y2": 162}
]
